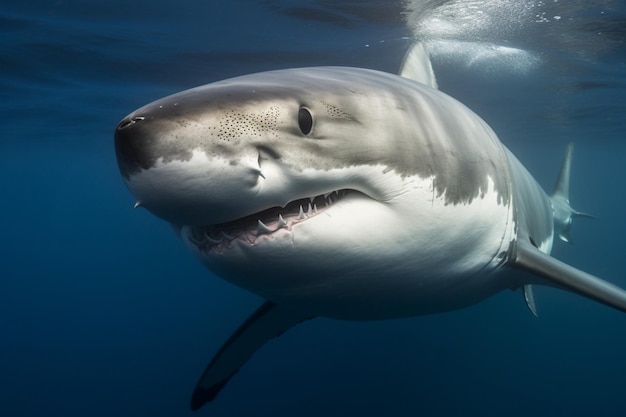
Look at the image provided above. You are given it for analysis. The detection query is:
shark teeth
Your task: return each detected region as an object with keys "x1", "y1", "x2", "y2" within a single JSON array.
[
  {"x1": 189, "y1": 189, "x2": 352, "y2": 250},
  {"x1": 297, "y1": 205, "x2": 306, "y2": 220},
  {"x1": 257, "y1": 220, "x2": 274, "y2": 235},
  {"x1": 258, "y1": 214, "x2": 289, "y2": 235},
  {"x1": 278, "y1": 214, "x2": 287, "y2": 228}
]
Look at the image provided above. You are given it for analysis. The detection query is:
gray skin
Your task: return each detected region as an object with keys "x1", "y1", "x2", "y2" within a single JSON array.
[{"x1": 115, "y1": 67, "x2": 514, "y2": 225}]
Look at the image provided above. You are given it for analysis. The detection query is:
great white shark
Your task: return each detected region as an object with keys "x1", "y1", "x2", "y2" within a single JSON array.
[{"x1": 114, "y1": 43, "x2": 626, "y2": 411}]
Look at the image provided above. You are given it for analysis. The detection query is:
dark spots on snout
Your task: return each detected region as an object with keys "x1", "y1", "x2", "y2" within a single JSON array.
[{"x1": 217, "y1": 106, "x2": 281, "y2": 142}]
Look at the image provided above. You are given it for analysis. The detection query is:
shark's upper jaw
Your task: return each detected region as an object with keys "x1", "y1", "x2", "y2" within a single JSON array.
[{"x1": 186, "y1": 189, "x2": 360, "y2": 253}]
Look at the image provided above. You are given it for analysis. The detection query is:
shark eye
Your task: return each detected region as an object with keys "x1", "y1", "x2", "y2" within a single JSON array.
[{"x1": 298, "y1": 106, "x2": 313, "y2": 135}]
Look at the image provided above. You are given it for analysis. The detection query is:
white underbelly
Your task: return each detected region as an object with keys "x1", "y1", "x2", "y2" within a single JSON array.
[{"x1": 185, "y1": 172, "x2": 516, "y2": 320}]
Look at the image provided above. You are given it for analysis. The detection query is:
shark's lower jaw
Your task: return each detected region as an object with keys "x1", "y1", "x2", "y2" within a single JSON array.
[{"x1": 187, "y1": 189, "x2": 356, "y2": 252}]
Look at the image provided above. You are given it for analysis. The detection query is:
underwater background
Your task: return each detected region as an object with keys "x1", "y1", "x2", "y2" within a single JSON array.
[{"x1": 2, "y1": 1, "x2": 626, "y2": 416}]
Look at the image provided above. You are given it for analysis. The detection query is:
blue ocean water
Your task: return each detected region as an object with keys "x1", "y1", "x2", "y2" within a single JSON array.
[{"x1": 2, "y1": 1, "x2": 626, "y2": 416}]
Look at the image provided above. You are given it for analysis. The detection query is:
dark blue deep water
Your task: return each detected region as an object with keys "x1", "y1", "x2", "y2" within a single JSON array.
[{"x1": 2, "y1": 1, "x2": 626, "y2": 416}]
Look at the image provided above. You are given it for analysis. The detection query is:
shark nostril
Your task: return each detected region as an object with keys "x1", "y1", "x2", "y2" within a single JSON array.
[{"x1": 118, "y1": 116, "x2": 145, "y2": 130}]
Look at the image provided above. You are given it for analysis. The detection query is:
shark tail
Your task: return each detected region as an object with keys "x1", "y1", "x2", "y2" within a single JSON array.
[{"x1": 550, "y1": 143, "x2": 594, "y2": 244}]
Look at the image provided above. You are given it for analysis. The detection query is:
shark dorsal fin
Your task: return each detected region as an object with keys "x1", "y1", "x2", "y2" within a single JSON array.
[{"x1": 398, "y1": 42, "x2": 438, "y2": 89}]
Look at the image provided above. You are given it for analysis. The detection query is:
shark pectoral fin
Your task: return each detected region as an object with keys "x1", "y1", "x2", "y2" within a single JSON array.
[
  {"x1": 190, "y1": 301, "x2": 314, "y2": 411},
  {"x1": 514, "y1": 241, "x2": 626, "y2": 313},
  {"x1": 522, "y1": 285, "x2": 539, "y2": 317}
]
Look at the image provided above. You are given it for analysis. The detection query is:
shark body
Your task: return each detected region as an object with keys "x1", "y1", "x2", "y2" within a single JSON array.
[{"x1": 114, "y1": 43, "x2": 626, "y2": 410}]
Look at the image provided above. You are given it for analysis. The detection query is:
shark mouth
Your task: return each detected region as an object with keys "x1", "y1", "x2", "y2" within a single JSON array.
[{"x1": 188, "y1": 189, "x2": 354, "y2": 252}]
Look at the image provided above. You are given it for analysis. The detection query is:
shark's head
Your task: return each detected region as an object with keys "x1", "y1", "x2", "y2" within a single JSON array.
[
  {"x1": 115, "y1": 68, "x2": 411, "y2": 226},
  {"x1": 115, "y1": 67, "x2": 515, "y2": 319}
]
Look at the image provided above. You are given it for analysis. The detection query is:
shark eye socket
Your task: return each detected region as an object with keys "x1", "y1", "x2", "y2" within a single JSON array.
[{"x1": 298, "y1": 107, "x2": 313, "y2": 135}]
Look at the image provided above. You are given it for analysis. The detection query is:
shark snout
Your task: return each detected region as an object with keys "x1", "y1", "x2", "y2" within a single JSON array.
[
  {"x1": 114, "y1": 110, "x2": 289, "y2": 226},
  {"x1": 114, "y1": 114, "x2": 151, "y2": 179},
  {"x1": 118, "y1": 115, "x2": 146, "y2": 130}
]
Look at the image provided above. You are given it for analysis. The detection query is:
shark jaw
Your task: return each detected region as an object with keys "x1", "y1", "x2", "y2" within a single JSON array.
[{"x1": 184, "y1": 189, "x2": 360, "y2": 254}]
